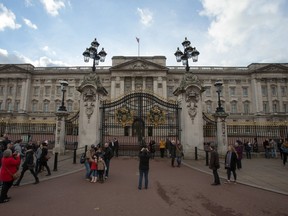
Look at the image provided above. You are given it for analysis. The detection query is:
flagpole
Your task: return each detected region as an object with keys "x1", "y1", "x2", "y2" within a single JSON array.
[{"x1": 136, "y1": 37, "x2": 140, "y2": 57}]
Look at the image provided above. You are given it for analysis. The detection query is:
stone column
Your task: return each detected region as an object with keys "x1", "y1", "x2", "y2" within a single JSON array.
[
  {"x1": 54, "y1": 111, "x2": 69, "y2": 155},
  {"x1": 213, "y1": 112, "x2": 229, "y2": 155},
  {"x1": 77, "y1": 73, "x2": 108, "y2": 148},
  {"x1": 174, "y1": 74, "x2": 204, "y2": 159}
]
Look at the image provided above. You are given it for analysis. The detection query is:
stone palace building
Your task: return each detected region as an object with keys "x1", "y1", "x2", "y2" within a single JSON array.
[{"x1": 0, "y1": 56, "x2": 287, "y2": 124}]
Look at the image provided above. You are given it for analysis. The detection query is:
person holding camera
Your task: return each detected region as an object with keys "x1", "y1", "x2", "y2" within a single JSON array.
[{"x1": 138, "y1": 145, "x2": 150, "y2": 190}]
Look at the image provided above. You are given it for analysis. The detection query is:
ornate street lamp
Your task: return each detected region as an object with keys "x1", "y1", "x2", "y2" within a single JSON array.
[
  {"x1": 58, "y1": 80, "x2": 68, "y2": 112},
  {"x1": 174, "y1": 37, "x2": 200, "y2": 72},
  {"x1": 83, "y1": 38, "x2": 107, "y2": 72},
  {"x1": 214, "y1": 80, "x2": 225, "y2": 113}
]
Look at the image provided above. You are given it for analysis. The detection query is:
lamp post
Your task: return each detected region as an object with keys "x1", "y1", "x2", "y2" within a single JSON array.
[
  {"x1": 58, "y1": 80, "x2": 68, "y2": 112},
  {"x1": 174, "y1": 37, "x2": 200, "y2": 72},
  {"x1": 214, "y1": 80, "x2": 225, "y2": 113},
  {"x1": 83, "y1": 38, "x2": 107, "y2": 72}
]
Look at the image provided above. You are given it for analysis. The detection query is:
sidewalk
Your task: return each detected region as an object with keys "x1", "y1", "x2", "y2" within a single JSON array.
[
  {"x1": 12, "y1": 152, "x2": 288, "y2": 196},
  {"x1": 183, "y1": 157, "x2": 288, "y2": 196}
]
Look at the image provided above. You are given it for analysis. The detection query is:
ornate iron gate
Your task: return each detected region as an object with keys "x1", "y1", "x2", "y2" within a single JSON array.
[{"x1": 100, "y1": 92, "x2": 180, "y2": 156}]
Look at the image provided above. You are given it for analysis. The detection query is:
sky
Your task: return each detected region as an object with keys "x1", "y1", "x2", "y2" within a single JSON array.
[{"x1": 0, "y1": 0, "x2": 288, "y2": 68}]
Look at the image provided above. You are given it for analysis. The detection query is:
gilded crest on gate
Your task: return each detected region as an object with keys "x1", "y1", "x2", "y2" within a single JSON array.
[
  {"x1": 115, "y1": 105, "x2": 134, "y2": 127},
  {"x1": 147, "y1": 105, "x2": 165, "y2": 127}
]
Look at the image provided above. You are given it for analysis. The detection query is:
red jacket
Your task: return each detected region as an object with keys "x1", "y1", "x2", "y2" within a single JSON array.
[{"x1": 0, "y1": 155, "x2": 21, "y2": 182}]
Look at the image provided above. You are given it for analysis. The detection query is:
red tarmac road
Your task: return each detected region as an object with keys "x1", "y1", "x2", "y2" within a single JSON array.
[{"x1": 1, "y1": 157, "x2": 287, "y2": 216}]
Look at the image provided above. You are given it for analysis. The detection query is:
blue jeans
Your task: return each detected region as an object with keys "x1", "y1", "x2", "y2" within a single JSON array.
[
  {"x1": 105, "y1": 159, "x2": 110, "y2": 177},
  {"x1": 84, "y1": 160, "x2": 91, "y2": 179},
  {"x1": 138, "y1": 169, "x2": 149, "y2": 189}
]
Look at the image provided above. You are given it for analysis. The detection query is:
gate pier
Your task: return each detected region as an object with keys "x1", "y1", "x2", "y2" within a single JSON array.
[
  {"x1": 77, "y1": 73, "x2": 108, "y2": 148},
  {"x1": 174, "y1": 74, "x2": 204, "y2": 159}
]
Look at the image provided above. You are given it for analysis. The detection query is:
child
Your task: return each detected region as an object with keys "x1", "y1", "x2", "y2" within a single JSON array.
[
  {"x1": 90, "y1": 155, "x2": 98, "y2": 183},
  {"x1": 97, "y1": 156, "x2": 106, "y2": 183}
]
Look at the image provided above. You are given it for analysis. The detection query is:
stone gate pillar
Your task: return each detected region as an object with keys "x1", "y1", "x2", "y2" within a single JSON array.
[
  {"x1": 174, "y1": 74, "x2": 205, "y2": 159},
  {"x1": 54, "y1": 111, "x2": 69, "y2": 155},
  {"x1": 77, "y1": 73, "x2": 108, "y2": 148},
  {"x1": 213, "y1": 112, "x2": 229, "y2": 155}
]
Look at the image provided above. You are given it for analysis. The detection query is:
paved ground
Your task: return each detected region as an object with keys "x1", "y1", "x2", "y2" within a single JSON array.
[
  {"x1": 1, "y1": 152, "x2": 287, "y2": 216},
  {"x1": 11, "y1": 151, "x2": 288, "y2": 196}
]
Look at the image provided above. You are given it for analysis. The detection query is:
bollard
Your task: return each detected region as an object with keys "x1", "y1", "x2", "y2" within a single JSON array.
[
  {"x1": 205, "y1": 151, "x2": 209, "y2": 166},
  {"x1": 73, "y1": 149, "x2": 77, "y2": 164},
  {"x1": 84, "y1": 145, "x2": 88, "y2": 154},
  {"x1": 195, "y1": 147, "x2": 198, "y2": 160},
  {"x1": 53, "y1": 152, "x2": 58, "y2": 171}
]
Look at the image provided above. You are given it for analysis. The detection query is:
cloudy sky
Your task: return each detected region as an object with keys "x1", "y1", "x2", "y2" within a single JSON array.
[{"x1": 0, "y1": 0, "x2": 288, "y2": 67}]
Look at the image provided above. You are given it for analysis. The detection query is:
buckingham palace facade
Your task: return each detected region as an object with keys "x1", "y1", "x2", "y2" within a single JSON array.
[{"x1": 0, "y1": 56, "x2": 288, "y2": 124}]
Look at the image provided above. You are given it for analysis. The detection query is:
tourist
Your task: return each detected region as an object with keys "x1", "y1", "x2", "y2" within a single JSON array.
[
  {"x1": 281, "y1": 138, "x2": 288, "y2": 166},
  {"x1": 234, "y1": 142, "x2": 243, "y2": 170},
  {"x1": 97, "y1": 156, "x2": 106, "y2": 183},
  {"x1": 37, "y1": 141, "x2": 51, "y2": 176},
  {"x1": 138, "y1": 145, "x2": 150, "y2": 190},
  {"x1": 148, "y1": 140, "x2": 156, "y2": 159},
  {"x1": 176, "y1": 141, "x2": 184, "y2": 167},
  {"x1": 103, "y1": 142, "x2": 113, "y2": 179},
  {"x1": 0, "y1": 149, "x2": 21, "y2": 204},
  {"x1": 90, "y1": 155, "x2": 97, "y2": 183},
  {"x1": 34, "y1": 141, "x2": 42, "y2": 173},
  {"x1": 14, "y1": 145, "x2": 39, "y2": 186},
  {"x1": 159, "y1": 138, "x2": 166, "y2": 158},
  {"x1": 209, "y1": 143, "x2": 220, "y2": 186},
  {"x1": 170, "y1": 140, "x2": 176, "y2": 167},
  {"x1": 224, "y1": 144, "x2": 238, "y2": 184},
  {"x1": 113, "y1": 138, "x2": 119, "y2": 157}
]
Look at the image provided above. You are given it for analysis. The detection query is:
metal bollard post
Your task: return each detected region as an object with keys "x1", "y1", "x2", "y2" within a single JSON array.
[
  {"x1": 84, "y1": 145, "x2": 88, "y2": 154},
  {"x1": 205, "y1": 151, "x2": 209, "y2": 166},
  {"x1": 195, "y1": 147, "x2": 198, "y2": 160},
  {"x1": 53, "y1": 152, "x2": 58, "y2": 171},
  {"x1": 73, "y1": 149, "x2": 77, "y2": 164}
]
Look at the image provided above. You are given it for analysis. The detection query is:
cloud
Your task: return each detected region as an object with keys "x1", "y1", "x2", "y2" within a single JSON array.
[
  {"x1": 198, "y1": 0, "x2": 288, "y2": 65},
  {"x1": 0, "y1": 4, "x2": 21, "y2": 31},
  {"x1": 23, "y1": 18, "x2": 38, "y2": 29},
  {"x1": 42, "y1": 46, "x2": 56, "y2": 55},
  {"x1": 0, "y1": 48, "x2": 8, "y2": 56},
  {"x1": 0, "y1": 49, "x2": 68, "y2": 67},
  {"x1": 40, "y1": 0, "x2": 65, "y2": 16},
  {"x1": 24, "y1": 0, "x2": 34, "y2": 7},
  {"x1": 137, "y1": 8, "x2": 153, "y2": 26}
]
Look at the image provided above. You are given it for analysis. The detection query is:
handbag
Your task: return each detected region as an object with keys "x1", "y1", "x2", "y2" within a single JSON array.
[
  {"x1": 4, "y1": 165, "x2": 20, "y2": 180},
  {"x1": 13, "y1": 171, "x2": 21, "y2": 180}
]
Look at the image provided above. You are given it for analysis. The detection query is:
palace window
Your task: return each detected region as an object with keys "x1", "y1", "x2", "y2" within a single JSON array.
[
  {"x1": 45, "y1": 86, "x2": 51, "y2": 96},
  {"x1": 242, "y1": 87, "x2": 248, "y2": 97},
  {"x1": 43, "y1": 101, "x2": 50, "y2": 112},
  {"x1": 231, "y1": 101, "x2": 237, "y2": 113},
  {"x1": 281, "y1": 86, "x2": 287, "y2": 97},
  {"x1": 229, "y1": 87, "x2": 236, "y2": 97},
  {"x1": 263, "y1": 101, "x2": 269, "y2": 113},
  {"x1": 272, "y1": 101, "x2": 279, "y2": 113},
  {"x1": 32, "y1": 101, "x2": 38, "y2": 112},
  {"x1": 205, "y1": 87, "x2": 211, "y2": 97},
  {"x1": 271, "y1": 86, "x2": 277, "y2": 97},
  {"x1": 33, "y1": 86, "x2": 40, "y2": 96},
  {"x1": 261, "y1": 86, "x2": 267, "y2": 97},
  {"x1": 243, "y1": 102, "x2": 250, "y2": 114}
]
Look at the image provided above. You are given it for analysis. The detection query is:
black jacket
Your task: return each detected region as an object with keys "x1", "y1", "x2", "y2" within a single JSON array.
[
  {"x1": 103, "y1": 147, "x2": 113, "y2": 160},
  {"x1": 139, "y1": 150, "x2": 150, "y2": 170},
  {"x1": 22, "y1": 149, "x2": 34, "y2": 169}
]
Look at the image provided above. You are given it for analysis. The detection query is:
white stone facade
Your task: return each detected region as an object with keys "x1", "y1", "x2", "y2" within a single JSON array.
[{"x1": 0, "y1": 57, "x2": 287, "y2": 124}]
